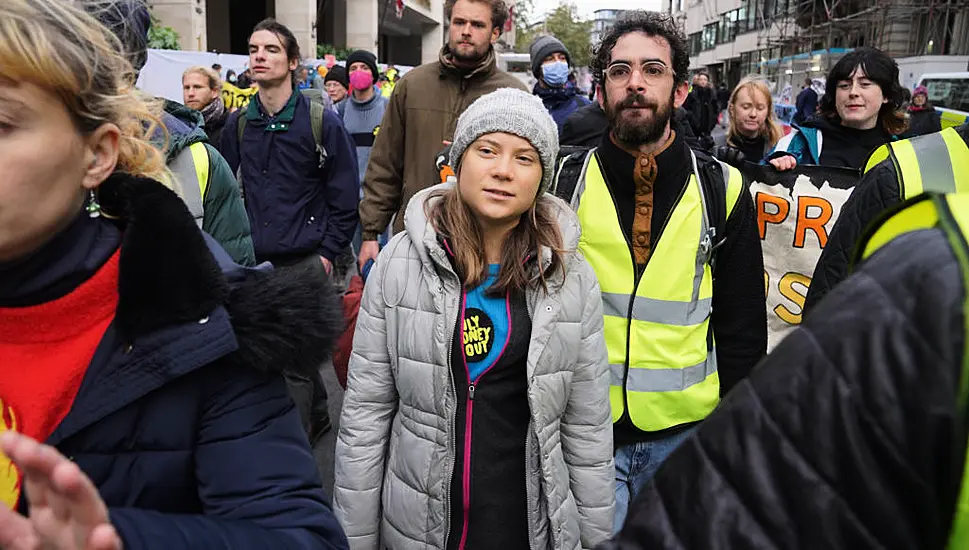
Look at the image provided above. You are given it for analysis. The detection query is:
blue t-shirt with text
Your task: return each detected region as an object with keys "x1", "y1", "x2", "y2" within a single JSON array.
[{"x1": 462, "y1": 265, "x2": 510, "y2": 382}]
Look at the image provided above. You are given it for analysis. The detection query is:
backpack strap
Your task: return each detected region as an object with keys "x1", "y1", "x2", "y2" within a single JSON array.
[
  {"x1": 236, "y1": 113, "x2": 247, "y2": 151},
  {"x1": 553, "y1": 146, "x2": 593, "y2": 207},
  {"x1": 234, "y1": 113, "x2": 247, "y2": 197},
  {"x1": 692, "y1": 148, "x2": 744, "y2": 274},
  {"x1": 309, "y1": 100, "x2": 328, "y2": 169}
]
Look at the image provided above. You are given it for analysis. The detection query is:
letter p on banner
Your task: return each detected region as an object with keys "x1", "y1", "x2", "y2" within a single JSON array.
[{"x1": 743, "y1": 163, "x2": 860, "y2": 350}]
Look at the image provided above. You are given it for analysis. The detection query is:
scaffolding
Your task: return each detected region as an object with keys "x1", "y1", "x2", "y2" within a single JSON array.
[{"x1": 756, "y1": 0, "x2": 969, "y2": 64}]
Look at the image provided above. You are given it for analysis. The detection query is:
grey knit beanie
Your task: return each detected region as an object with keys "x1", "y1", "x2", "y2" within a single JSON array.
[
  {"x1": 529, "y1": 35, "x2": 571, "y2": 80},
  {"x1": 449, "y1": 88, "x2": 560, "y2": 194}
]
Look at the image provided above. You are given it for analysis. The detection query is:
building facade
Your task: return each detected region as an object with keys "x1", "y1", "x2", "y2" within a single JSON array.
[
  {"x1": 149, "y1": 0, "x2": 448, "y2": 66},
  {"x1": 664, "y1": 0, "x2": 969, "y2": 91},
  {"x1": 590, "y1": 9, "x2": 629, "y2": 46}
]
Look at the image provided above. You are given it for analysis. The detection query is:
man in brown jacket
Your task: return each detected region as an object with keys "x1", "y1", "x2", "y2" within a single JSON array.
[{"x1": 356, "y1": 0, "x2": 527, "y2": 269}]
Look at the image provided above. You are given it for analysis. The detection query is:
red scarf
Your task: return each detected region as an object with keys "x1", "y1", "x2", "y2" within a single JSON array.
[{"x1": 0, "y1": 249, "x2": 120, "y2": 509}]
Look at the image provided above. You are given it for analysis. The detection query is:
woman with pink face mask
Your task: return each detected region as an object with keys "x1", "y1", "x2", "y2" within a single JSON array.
[
  {"x1": 342, "y1": 50, "x2": 390, "y2": 253},
  {"x1": 341, "y1": 51, "x2": 387, "y2": 185}
]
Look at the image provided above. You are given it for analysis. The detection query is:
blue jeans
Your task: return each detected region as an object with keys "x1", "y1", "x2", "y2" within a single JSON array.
[{"x1": 613, "y1": 427, "x2": 695, "y2": 535}]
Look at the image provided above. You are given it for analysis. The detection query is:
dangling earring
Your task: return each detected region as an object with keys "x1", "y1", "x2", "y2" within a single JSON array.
[{"x1": 86, "y1": 189, "x2": 101, "y2": 218}]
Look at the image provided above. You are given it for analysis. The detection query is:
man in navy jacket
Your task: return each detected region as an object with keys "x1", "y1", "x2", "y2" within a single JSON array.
[
  {"x1": 222, "y1": 18, "x2": 359, "y2": 443},
  {"x1": 221, "y1": 19, "x2": 359, "y2": 272}
]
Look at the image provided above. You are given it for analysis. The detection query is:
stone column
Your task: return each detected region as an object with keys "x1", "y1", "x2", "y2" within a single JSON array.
[
  {"x1": 347, "y1": 0, "x2": 380, "y2": 53},
  {"x1": 275, "y1": 0, "x2": 318, "y2": 60},
  {"x1": 151, "y1": 0, "x2": 208, "y2": 51},
  {"x1": 422, "y1": 26, "x2": 444, "y2": 64},
  {"x1": 420, "y1": 0, "x2": 444, "y2": 64}
]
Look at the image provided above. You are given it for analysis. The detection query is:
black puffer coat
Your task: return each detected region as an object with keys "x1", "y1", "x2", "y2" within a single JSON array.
[
  {"x1": 601, "y1": 226, "x2": 967, "y2": 550},
  {"x1": 804, "y1": 122, "x2": 969, "y2": 314},
  {"x1": 904, "y1": 107, "x2": 942, "y2": 138}
]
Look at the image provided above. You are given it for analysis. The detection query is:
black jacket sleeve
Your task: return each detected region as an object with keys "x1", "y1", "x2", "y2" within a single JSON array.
[
  {"x1": 803, "y1": 160, "x2": 901, "y2": 316},
  {"x1": 600, "y1": 228, "x2": 966, "y2": 550},
  {"x1": 560, "y1": 103, "x2": 608, "y2": 148},
  {"x1": 712, "y1": 189, "x2": 767, "y2": 395}
]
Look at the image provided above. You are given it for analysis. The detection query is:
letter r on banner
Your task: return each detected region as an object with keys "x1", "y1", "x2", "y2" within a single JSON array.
[{"x1": 794, "y1": 196, "x2": 834, "y2": 248}]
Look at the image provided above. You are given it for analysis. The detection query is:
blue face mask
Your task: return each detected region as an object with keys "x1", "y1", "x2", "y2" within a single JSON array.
[{"x1": 542, "y1": 60, "x2": 569, "y2": 87}]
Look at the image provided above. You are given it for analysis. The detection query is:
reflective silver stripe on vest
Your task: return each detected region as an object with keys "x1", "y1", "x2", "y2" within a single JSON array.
[
  {"x1": 169, "y1": 149, "x2": 205, "y2": 229},
  {"x1": 609, "y1": 352, "x2": 718, "y2": 392},
  {"x1": 910, "y1": 131, "x2": 957, "y2": 193},
  {"x1": 600, "y1": 292, "x2": 712, "y2": 326},
  {"x1": 596, "y1": 150, "x2": 717, "y2": 328}
]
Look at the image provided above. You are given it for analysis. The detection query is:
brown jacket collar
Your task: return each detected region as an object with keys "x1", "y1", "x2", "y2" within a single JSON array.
[{"x1": 438, "y1": 45, "x2": 498, "y2": 81}]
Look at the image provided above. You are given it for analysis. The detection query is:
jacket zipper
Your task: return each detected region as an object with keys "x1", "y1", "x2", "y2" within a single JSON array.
[
  {"x1": 523, "y1": 296, "x2": 537, "y2": 550},
  {"x1": 457, "y1": 291, "x2": 512, "y2": 550},
  {"x1": 442, "y1": 280, "x2": 460, "y2": 550}
]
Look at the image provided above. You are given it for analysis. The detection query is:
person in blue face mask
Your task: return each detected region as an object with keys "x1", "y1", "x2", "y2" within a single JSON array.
[{"x1": 529, "y1": 35, "x2": 590, "y2": 133}]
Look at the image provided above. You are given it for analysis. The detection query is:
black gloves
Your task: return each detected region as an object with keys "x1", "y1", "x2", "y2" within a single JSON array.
[{"x1": 713, "y1": 145, "x2": 746, "y2": 168}]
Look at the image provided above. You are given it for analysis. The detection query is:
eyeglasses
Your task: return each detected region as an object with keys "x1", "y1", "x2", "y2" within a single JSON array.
[{"x1": 605, "y1": 62, "x2": 672, "y2": 85}]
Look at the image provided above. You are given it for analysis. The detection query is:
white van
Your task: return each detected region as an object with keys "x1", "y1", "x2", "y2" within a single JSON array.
[
  {"x1": 916, "y1": 72, "x2": 969, "y2": 128},
  {"x1": 497, "y1": 52, "x2": 536, "y2": 89}
]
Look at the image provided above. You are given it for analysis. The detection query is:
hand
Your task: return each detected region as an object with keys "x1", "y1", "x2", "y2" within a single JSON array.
[
  {"x1": 769, "y1": 155, "x2": 798, "y2": 171},
  {"x1": 713, "y1": 145, "x2": 746, "y2": 168},
  {"x1": 0, "y1": 432, "x2": 122, "y2": 550},
  {"x1": 320, "y1": 256, "x2": 332, "y2": 275},
  {"x1": 358, "y1": 240, "x2": 380, "y2": 272}
]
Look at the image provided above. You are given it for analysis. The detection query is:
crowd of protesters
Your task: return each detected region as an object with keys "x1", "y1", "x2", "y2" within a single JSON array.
[{"x1": 3, "y1": 0, "x2": 969, "y2": 549}]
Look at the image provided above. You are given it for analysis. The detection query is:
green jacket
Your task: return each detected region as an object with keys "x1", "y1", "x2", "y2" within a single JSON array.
[{"x1": 161, "y1": 101, "x2": 256, "y2": 266}]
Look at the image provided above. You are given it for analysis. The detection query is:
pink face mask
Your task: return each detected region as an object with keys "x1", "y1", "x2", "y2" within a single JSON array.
[{"x1": 349, "y1": 71, "x2": 374, "y2": 91}]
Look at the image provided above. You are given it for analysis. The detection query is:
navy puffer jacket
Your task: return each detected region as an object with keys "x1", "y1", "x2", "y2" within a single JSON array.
[{"x1": 23, "y1": 175, "x2": 348, "y2": 550}]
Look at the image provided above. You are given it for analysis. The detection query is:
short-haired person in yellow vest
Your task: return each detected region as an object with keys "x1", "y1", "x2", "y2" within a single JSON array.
[
  {"x1": 554, "y1": 11, "x2": 767, "y2": 533},
  {"x1": 804, "y1": 121, "x2": 969, "y2": 314},
  {"x1": 604, "y1": 191, "x2": 969, "y2": 550}
]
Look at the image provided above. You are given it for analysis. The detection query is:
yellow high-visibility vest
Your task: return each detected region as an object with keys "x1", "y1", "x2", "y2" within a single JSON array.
[
  {"x1": 863, "y1": 127, "x2": 969, "y2": 196},
  {"x1": 169, "y1": 142, "x2": 211, "y2": 229},
  {"x1": 854, "y1": 192, "x2": 969, "y2": 550},
  {"x1": 575, "y1": 150, "x2": 743, "y2": 431}
]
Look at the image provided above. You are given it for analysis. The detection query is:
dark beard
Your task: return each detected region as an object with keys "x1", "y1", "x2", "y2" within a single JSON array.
[
  {"x1": 603, "y1": 90, "x2": 674, "y2": 147},
  {"x1": 448, "y1": 41, "x2": 489, "y2": 66}
]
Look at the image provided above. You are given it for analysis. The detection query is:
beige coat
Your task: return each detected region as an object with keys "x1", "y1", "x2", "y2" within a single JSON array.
[{"x1": 357, "y1": 47, "x2": 528, "y2": 239}]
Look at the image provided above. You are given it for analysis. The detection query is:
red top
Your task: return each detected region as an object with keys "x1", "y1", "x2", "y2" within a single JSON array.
[{"x1": 0, "y1": 249, "x2": 120, "y2": 509}]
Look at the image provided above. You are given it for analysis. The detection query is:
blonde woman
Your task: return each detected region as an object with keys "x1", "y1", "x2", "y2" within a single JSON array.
[
  {"x1": 716, "y1": 76, "x2": 784, "y2": 163},
  {"x1": 0, "y1": 1, "x2": 347, "y2": 548},
  {"x1": 333, "y1": 88, "x2": 614, "y2": 550}
]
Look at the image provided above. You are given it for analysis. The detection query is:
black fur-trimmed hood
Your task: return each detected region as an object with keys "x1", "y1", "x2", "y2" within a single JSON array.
[{"x1": 98, "y1": 174, "x2": 341, "y2": 377}]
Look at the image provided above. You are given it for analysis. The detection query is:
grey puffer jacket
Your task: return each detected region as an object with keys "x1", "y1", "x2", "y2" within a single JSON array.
[{"x1": 333, "y1": 184, "x2": 614, "y2": 550}]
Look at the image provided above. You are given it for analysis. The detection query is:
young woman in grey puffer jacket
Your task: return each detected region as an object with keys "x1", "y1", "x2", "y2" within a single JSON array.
[{"x1": 333, "y1": 88, "x2": 615, "y2": 550}]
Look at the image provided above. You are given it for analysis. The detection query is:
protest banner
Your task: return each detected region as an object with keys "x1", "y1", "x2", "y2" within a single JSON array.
[
  {"x1": 221, "y1": 82, "x2": 259, "y2": 111},
  {"x1": 742, "y1": 163, "x2": 861, "y2": 350}
]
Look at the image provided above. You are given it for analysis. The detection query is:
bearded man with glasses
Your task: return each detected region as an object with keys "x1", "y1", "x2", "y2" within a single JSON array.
[{"x1": 552, "y1": 11, "x2": 767, "y2": 533}]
